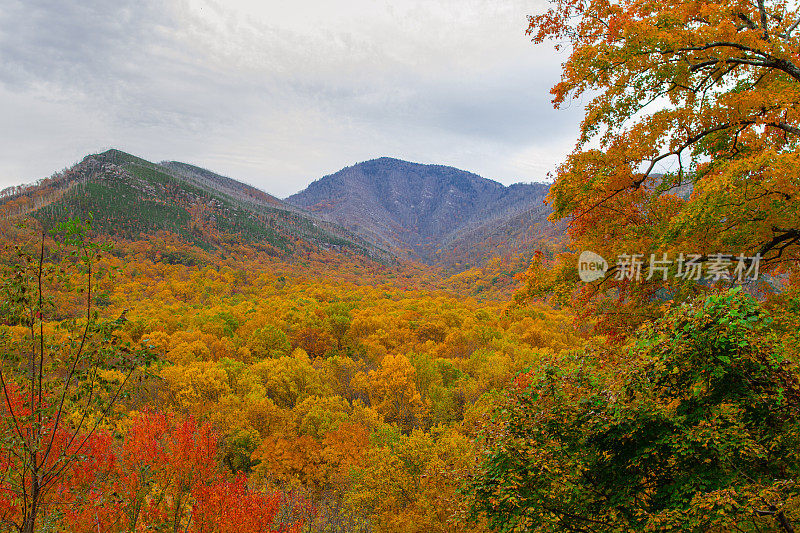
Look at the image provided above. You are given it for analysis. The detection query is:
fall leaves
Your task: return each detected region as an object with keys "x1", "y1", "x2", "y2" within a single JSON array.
[
  {"x1": 0, "y1": 383, "x2": 305, "y2": 532},
  {"x1": 526, "y1": 0, "x2": 800, "y2": 335},
  {"x1": 2, "y1": 0, "x2": 800, "y2": 529},
  {"x1": 469, "y1": 289, "x2": 800, "y2": 532},
  {"x1": 0, "y1": 226, "x2": 585, "y2": 532},
  {"x1": 55, "y1": 409, "x2": 306, "y2": 533}
]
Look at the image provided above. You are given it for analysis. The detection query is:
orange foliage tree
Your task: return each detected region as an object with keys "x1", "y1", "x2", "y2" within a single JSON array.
[
  {"x1": 61, "y1": 411, "x2": 308, "y2": 533},
  {"x1": 530, "y1": 0, "x2": 800, "y2": 332}
]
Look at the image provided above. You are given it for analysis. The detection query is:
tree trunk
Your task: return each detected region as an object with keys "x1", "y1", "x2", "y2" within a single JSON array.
[{"x1": 778, "y1": 511, "x2": 795, "y2": 533}]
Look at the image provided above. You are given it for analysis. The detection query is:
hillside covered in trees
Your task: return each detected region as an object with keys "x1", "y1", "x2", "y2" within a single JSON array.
[
  {"x1": 0, "y1": 218, "x2": 581, "y2": 532},
  {"x1": 0, "y1": 149, "x2": 387, "y2": 262},
  {"x1": 2, "y1": 0, "x2": 800, "y2": 531},
  {"x1": 286, "y1": 157, "x2": 561, "y2": 267}
]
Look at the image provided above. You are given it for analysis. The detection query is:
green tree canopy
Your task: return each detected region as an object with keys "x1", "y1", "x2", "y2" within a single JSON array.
[{"x1": 471, "y1": 289, "x2": 800, "y2": 532}]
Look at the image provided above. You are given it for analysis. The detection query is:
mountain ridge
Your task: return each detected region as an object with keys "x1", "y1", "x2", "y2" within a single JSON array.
[
  {"x1": 286, "y1": 157, "x2": 562, "y2": 265},
  {"x1": 0, "y1": 149, "x2": 390, "y2": 262},
  {"x1": 1, "y1": 150, "x2": 563, "y2": 268}
]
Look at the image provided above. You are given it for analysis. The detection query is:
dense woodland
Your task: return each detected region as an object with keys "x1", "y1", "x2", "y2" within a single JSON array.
[
  {"x1": 3, "y1": 0, "x2": 800, "y2": 531},
  {"x1": 0, "y1": 221, "x2": 582, "y2": 532}
]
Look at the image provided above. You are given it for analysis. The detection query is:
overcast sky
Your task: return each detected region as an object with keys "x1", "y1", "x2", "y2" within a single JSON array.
[{"x1": 0, "y1": 0, "x2": 582, "y2": 198}]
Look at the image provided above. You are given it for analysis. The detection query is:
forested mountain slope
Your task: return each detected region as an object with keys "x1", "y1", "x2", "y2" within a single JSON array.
[
  {"x1": 286, "y1": 157, "x2": 563, "y2": 265},
  {"x1": 0, "y1": 149, "x2": 388, "y2": 260}
]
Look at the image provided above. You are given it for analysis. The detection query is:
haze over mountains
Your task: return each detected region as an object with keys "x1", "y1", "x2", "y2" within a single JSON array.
[{"x1": 0, "y1": 150, "x2": 561, "y2": 267}]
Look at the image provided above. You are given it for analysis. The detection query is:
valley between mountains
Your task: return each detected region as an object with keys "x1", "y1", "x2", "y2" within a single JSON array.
[
  {"x1": 6, "y1": 0, "x2": 800, "y2": 531},
  {"x1": 1, "y1": 149, "x2": 563, "y2": 272},
  {"x1": 0, "y1": 149, "x2": 570, "y2": 532},
  {"x1": 1, "y1": 136, "x2": 799, "y2": 533}
]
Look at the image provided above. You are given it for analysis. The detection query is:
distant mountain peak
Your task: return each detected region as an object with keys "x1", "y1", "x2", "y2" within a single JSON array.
[
  {"x1": 287, "y1": 157, "x2": 561, "y2": 265},
  {"x1": 1, "y1": 150, "x2": 561, "y2": 267}
]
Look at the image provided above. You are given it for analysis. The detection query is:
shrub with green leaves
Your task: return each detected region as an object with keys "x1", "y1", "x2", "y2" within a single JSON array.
[{"x1": 470, "y1": 289, "x2": 800, "y2": 532}]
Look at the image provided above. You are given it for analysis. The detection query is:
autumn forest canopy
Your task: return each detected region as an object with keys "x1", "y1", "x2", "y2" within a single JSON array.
[{"x1": 2, "y1": 0, "x2": 800, "y2": 531}]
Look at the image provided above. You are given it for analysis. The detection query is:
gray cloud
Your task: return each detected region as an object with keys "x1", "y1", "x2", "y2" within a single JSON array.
[{"x1": 0, "y1": 0, "x2": 582, "y2": 197}]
